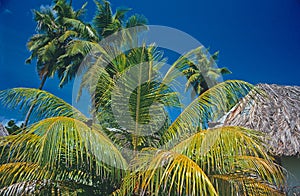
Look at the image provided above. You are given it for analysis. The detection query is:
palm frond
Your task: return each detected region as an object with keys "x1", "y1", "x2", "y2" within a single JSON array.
[
  {"x1": 0, "y1": 117, "x2": 127, "y2": 178},
  {"x1": 118, "y1": 149, "x2": 217, "y2": 196},
  {"x1": 93, "y1": 0, "x2": 113, "y2": 37},
  {"x1": 171, "y1": 126, "x2": 285, "y2": 193},
  {"x1": 114, "y1": 7, "x2": 131, "y2": 22},
  {"x1": 125, "y1": 14, "x2": 148, "y2": 28},
  {"x1": 0, "y1": 88, "x2": 87, "y2": 123},
  {"x1": 161, "y1": 80, "x2": 255, "y2": 145},
  {"x1": 212, "y1": 174, "x2": 284, "y2": 196},
  {"x1": 63, "y1": 18, "x2": 98, "y2": 40},
  {"x1": 0, "y1": 162, "x2": 94, "y2": 195}
]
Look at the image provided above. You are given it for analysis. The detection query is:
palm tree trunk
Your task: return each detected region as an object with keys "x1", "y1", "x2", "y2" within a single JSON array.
[{"x1": 23, "y1": 74, "x2": 47, "y2": 127}]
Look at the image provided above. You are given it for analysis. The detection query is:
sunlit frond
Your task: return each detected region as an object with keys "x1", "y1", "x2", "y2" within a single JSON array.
[
  {"x1": 0, "y1": 162, "x2": 92, "y2": 188},
  {"x1": 161, "y1": 80, "x2": 255, "y2": 145},
  {"x1": 171, "y1": 126, "x2": 285, "y2": 194},
  {"x1": 118, "y1": 149, "x2": 217, "y2": 196},
  {"x1": 0, "y1": 162, "x2": 95, "y2": 195},
  {"x1": 0, "y1": 88, "x2": 87, "y2": 123},
  {"x1": 212, "y1": 174, "x2": 284, "y2": 196},
  {"x1": 0, "y1": 117, "x2": 127, "y2": 178}
]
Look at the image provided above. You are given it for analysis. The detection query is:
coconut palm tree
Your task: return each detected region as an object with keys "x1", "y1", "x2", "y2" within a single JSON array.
[
  {"x1": 26, "y1": 0, "x2": 96, "y2": 88},
  {"x1": 177, "y1": 47, "x2": 232, "y2": 97},
  {"x1": 0, "y1": 43, "x2": 286, "y2": 194},
  {"x1": 57, "y1": 0, "x2": 148, "y2": 87},
  {"x1": 24, "y1": 0, "x2": 146, "y2": 126},
  {"x1": 24, "y1": 0, "x2": 97, "y2": 127}
]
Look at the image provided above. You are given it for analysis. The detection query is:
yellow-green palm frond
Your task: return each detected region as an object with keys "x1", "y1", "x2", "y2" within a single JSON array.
[
  {"x1": 58, "y1": 30, "x2": 79, "y2": 43},
  {"x1": 161, "y1": 80, "x2": 255, "y2": 145},
  {"x1": 212, "y1": 174, "x2": 284, "y2": 196},
  {"x1": 0, "y1": 88, "x2": 87, "y2": 123},
  {"x1": 118, "y1": 149, "x2": 217, "y2": 196},
  {"x1": 0, "y1": 162, "x2": 93, "y2": 189},
  {"x1": 0, "y1": 117, "x2": 127, "y2": 179},
  {"x1": 0, "y1": 162, "x2": 97, "y2": 195},
  {"x1": 171, "y1": 126, "x2": 285, "y2": 194}
]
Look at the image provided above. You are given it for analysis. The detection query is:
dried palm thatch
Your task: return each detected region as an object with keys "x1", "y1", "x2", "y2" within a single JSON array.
[
  {"x1": 0, "y1": 124, "x2": 9, "y2": 137},
  {"x1": 219, "y1": 84, "x2": 300, "y2": 156}
]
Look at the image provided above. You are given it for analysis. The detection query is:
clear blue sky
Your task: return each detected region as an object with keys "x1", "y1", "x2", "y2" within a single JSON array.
[{"x1": 0, "y1": 0, "x2": 300, "y2": 123}]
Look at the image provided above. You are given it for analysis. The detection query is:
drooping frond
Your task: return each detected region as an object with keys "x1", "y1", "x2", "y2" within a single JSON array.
[
  {"x1": 0, "y1": 162, "x2": 92, "y2": 188},
  {"x1": 118, "y1": 149, "x2": 217, "y2": 196},
  {"x1": 0, "y1": 88, "x2": 87, "y2": 123},
  {"x1": 161, "y1": 80, "x2": 255, "y2": 146},
  {"x1": 0, "y1": 117, "x2": 127, "y2": 178},
  {"x1": 171, "y1": 126, "x2": 285, "y2": 194},
  {"x1": 0, "y1": 162, "x2": 95, "y2": 195},
  {"x1": 171, "y1": 126, "x2": 269, "y2": 168}
]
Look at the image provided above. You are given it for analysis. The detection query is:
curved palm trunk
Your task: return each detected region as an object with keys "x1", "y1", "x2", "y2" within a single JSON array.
[{"x1": 23, "y1": 74, "x2": 47, "y2": 127}]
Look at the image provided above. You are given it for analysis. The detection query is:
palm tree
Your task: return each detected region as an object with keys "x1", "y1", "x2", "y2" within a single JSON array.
[
  {"x1": 177, "y1": 47, "x2": 232, "y2": 97},
  {"x1": 24, "y1": 0, "x2": 147, "y2": 126},
  {"x1": 24, "y1": 0, "x2": 97, "y2": 127},
  {"x1": 57, "y1": 0, "x2": 148, "y2": 87},
  {"x1": 0, "y1": 43, "x2": 286, "y2": 194}
]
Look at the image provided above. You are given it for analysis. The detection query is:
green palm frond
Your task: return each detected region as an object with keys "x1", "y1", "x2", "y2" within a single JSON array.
[
  {"x1": 53, "y1": 0, "x2": 75, "y2": 20},
  {"x1": 33, "y1": 9, "x2": 57, "y2": 33},
  {"x1": 65, "y1": 40, "x2": 98, "y2": 57},
  {"x1": 114, "y1": 7, "x2": 131, "y2": 21},
  {"x1": 26, "y1": 34, "x2": 51, "y2": 53},
  {"x1": 161, "y1": 80, "x2": 254, "y2": 145},
  {"x1": 58, "y1": 30, "x2": 79, "y2": 43},
  {"x1": 162, "y1": 47, "x2": 202, "y2": 84},
  {"x1": 0, "y1": 88, "x2": 87, "y2": 123},
  {"x1": 75, "y1": 2, "x2": 88, "y2": 18},
  {"x1": 93, "y1": 0, "x2": 113, "y2": 37},
  {"x1": 0, "y1": 116, "x2": 127, "y2": 178},
  {"x1": 118, "y1": 149, "x2": 217, "y2": 196},
  {"x1": 126, "y1": 14, "x2": 148, "y2": 28},
  {"x1": 63, "y1": 18, "x2": 98, "y2": 40}
]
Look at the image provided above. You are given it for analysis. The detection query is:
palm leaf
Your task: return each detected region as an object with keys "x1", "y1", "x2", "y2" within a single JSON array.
[
  {"x1": 0, "y1": 117, "x2": 127, "y2": 178},
  {"x1": 161, "y1": 80, "x2": 255, "y2": 145},
  {"x1": 0, "y1": 162, "x2": 95, "y2": 195},
  {"x1": 118, "y1": 149, "x2": 217, "y2": 196},
  {"x1": 0, "y1": 88, "x2": 87, "y2": 123},
  {"x1": 171, "y1": 126, "x2": 285, "y2": 193},
  {"x1": 63, "y1": 18, "x2": 98, "y2": 40}
]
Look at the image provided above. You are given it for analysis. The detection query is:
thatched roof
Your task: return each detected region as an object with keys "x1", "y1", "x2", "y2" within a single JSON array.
[
  {"x1": 219, "y1": 84, "x2": 300, "y2": 156},
  {"x1": 0, "y1": 123, "x2": 9, "y2": 137}
]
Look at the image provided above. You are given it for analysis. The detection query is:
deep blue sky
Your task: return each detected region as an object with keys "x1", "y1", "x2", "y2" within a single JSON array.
[{"x1": 0, "y1": 0, "x2": 300, "y2": 123}]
